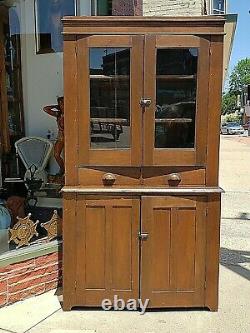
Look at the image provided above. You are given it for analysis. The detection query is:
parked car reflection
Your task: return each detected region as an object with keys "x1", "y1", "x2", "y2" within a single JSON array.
[{"x1": 220, "y1": 122, "x2": 244, "y2": 135}]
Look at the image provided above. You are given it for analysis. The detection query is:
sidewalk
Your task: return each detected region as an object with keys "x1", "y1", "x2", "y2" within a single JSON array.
[{"x1": 0, "y1": 135, "x2": 249, "y2": 333}]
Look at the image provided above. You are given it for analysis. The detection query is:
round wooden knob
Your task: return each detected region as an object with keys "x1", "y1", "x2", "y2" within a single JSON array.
[
  {"x1": 102, "y1": 173, "x2": 116, "y2": 185},
  {"x1": 167, "y1": 173, "x2": 181, "y2": 183}
]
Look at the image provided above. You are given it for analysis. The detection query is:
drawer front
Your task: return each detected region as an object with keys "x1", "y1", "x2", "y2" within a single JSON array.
[
  {"x1": 78, "y1": 167, "x2": 141, "y2": 186},
  {"x1": 142, "y1": 167, "x2": 206, "y2": 187}
]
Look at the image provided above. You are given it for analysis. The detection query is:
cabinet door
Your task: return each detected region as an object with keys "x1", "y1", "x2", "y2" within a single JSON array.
[
  {"x1": 77, "y1": 35, "x2": 143, "y2": 167},
  {"x1": 140, "y1": 196, "x2": 206, "y2": 307},
  {"x1": 143, "y1": 35, "x2": 210, "y2": 166},
  {"x1": 75, "y1": 197, "x2": 140, "y2": 306}
]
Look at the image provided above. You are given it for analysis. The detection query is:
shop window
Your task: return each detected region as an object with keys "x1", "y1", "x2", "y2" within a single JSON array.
[
  {"x1": 35, "y1": 0, "x2": 113, "y2": 54},
  {"x1": 91, "y1": 0, "x2": 112, "y2": 15},
  {"x1": 35, "y1": 0, "x2": 76, "y2": 54},
  {"x1": 0, "y1": 0, "x2": 114, "y2": 259}
]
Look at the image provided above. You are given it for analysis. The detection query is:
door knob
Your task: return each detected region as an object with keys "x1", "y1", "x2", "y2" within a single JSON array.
[
  {"x1": 140, "y1": 98, "x2": 152, "y2": 108},
  {"x1": 168, "y1": 173, "x2": 181, "y2": 182},
  {"x1": 167, "y1": 173, "x2": 181, "y2": 186},
  {"x1": 102, "y1": 173, "x2": 116, "y2": 185}
]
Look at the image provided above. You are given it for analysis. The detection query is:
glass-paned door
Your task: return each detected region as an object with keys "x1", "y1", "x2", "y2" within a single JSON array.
[
  {"x1": 143, "y1": 35, "x2": 210, "y2": 166},
  {"x1": 77, "y1": 35, "x2": 143, "y2": 166}
]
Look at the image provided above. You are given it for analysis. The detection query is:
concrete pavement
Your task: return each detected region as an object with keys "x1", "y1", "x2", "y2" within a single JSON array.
[{"x1": 0, "y1": 135, "x2": 249, "y2": 333}]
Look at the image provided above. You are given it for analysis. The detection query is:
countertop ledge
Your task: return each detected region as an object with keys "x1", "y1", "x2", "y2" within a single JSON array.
[{"x1": 62, "y1": 187, "x2": 224, "y2": 195}]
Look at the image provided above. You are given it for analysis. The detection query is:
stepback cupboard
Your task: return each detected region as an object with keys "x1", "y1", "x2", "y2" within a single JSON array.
[{"x1": 62, "y1": 16, "x2": 225, "y2": 311}]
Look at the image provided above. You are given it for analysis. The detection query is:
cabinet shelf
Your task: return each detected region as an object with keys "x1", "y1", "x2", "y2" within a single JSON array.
[
  {"x1": 90, "y1": 75, "x2": 129, "y2": 80},
  {"x1": 91, "y1": 117, "x2": 128, "y2": 125},
  {"x1": 156, "y1": 75, "x2": 196, "y2": 80},
  {"x1": 155, "y1": 118, "x2": 192, "y2": 123}
]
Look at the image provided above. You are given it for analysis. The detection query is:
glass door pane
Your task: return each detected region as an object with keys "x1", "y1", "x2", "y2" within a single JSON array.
[
  {"x1": 155, "y1": 48, "x2": 198, "y2": 149},
  {"x1": 77, "y1": 35, "x2": 143, "y2": 167},
  {"x1": 143, "y1": 35, "x2": 209, "y2": 166},
  {"x1": 89, "y1": 47, "x2": 130, "y2": 149}
]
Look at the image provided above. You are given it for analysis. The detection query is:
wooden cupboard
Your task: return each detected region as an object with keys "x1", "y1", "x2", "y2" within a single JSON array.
[{"x1": 62, "y1": 16, "x2": 225, "y2": 311}]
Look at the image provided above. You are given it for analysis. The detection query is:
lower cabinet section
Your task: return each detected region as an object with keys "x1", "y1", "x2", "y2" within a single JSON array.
[
  {"x1": 75, "y1": 198, "x2": 140, "y2": 306},
  {"x1": 63, "y1": 194, "x2": 220, "y2": 311},
  {"x1": 140, "y1": 196, "x2": 206, "y2": 307}
]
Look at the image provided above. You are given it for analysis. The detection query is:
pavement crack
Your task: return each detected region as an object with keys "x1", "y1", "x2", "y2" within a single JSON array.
[
  {"x1": 0, "y1": 328, "x2": 17, "y2": 333},
  {"x1": 23, "y1": 308, "x2": 61, "y2": 333}
]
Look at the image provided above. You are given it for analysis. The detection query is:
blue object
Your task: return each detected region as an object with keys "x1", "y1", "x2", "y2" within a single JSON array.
[{"x1": 0, "y1": 199, "x2": 11, "y2": 230}]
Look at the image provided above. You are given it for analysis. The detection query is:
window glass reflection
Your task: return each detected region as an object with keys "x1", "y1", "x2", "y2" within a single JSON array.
[
  {"x1": 35, "y1": 0, "x2": 75, "y2": 53},
  {"x1": 213, "y1": 0, "x2": 225, "y2": 14},
  {"x1": 90, "y1": 48, "x2": 130, "y2": 149},
  {"x1": 155, "y1": 48, "x2": 198, "y2": 149}
]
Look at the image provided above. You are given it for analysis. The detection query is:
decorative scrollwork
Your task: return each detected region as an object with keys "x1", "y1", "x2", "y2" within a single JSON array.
[
  {"x1": 41, "y1": 210, "x2": 62, "y2": 241},
  {"x1": 9, "y1": 214, "x2": 39, "y2": 248}
]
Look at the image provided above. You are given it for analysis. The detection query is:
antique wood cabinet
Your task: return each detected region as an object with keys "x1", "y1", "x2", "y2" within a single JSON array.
[{"x1": 62, "y1": 16, "x2": 225, "y2": 311}]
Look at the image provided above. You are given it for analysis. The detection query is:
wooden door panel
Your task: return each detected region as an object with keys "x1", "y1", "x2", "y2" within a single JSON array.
[
  {"x1": 141, "y1": 196, "x2": 206, "y2": 308},
  {"x1": 170, "y1": 208, "x2": 196, "y2": 290},
  {"x1": 111, "y1": 206, "x2": 133, "y2": 290},
  {"x1": 77, "y1": 35, "x2": 143, "y2": 167},
  {"x1": 150, "y1": 208, "x2": 171, "y2": 290},
  {"x1": 143, "y1": 35, "x2": 210, "y2": 166},
  {"x1": 85, "y1": 206, "x2": 106, "y2": 289},
  {"x1": 75, "y1": 197, "x2": 140, "y2": 306}
]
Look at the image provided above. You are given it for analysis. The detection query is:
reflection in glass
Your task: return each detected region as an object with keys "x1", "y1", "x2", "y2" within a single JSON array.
[
  {"x1": 91, "y1": 0, "x2": 113, "y2": 15},
  {"x1": 90, "y1": 48, "x2": 130, "y2": 149},
  {"x1": 35, "y1": 0, "x2": 75, "y2": 53},
  {"x1": 213, "y1": 0, "x2": 225, "y2": 14},
  {"x1": 155, "y1": 48, "x2": 198, "y2": 148}
]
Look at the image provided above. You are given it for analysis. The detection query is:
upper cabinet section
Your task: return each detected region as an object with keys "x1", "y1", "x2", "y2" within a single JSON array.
[
  {"x1": 143, "y1": 35, "x2": 210, "y2": 166},
  {"x1": 76, "y1": 35, "x2": 143, "y2": 166},
  {"x1": 63, "y1": 17, "x2": 225, "y2": 175}
]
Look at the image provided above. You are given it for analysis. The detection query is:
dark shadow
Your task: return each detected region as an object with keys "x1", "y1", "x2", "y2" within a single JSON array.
[
  {"x1": 68, "y1": 306, "x2": 208, "y2": 313},
  {"x1": 238, "y1": 212, "x2": 250, "y2": 220},
  {"x1": 91, "y1": 137, "x2": 115, "y2": 143},
  {"x1": 220, "y1": 247, "x2": 250, "y2": 281},
  {"x1": 142, "y1": 307, "x2": 208, "y2": 313},
  {"x1": 222, "y1": 212, "x2": 250, "y2": 221},
  {"x1": 54, "y1": 286, "x2": 62, "y2": 296}
]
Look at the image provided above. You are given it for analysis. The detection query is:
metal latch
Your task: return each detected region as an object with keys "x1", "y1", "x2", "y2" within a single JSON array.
[
  {"x1": 140, "y1": 98, "x2": 152, "y2": 108},
  {"x1": 138, "y1": 232, "x2": 149, "y2": 241}
]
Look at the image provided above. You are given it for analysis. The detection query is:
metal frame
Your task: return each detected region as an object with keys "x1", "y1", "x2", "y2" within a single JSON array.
[{"x1": 210, "y1": 0, "x2": 227, "y2": 15}]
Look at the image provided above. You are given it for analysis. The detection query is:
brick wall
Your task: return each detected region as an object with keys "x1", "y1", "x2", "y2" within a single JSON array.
[
  {"x1": 0, "y1": 252, "x2": 62, "y2": 307},
  {"x1": 112, "y1": 0, "x2": 143, "y2": 15},
  {"x1": 143, "y1": 0, "x2": 204, "y2": 16}
]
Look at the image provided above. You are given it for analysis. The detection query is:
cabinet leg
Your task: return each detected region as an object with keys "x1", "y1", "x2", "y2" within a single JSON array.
[
  {"x1": 207, "y1": 303, "x2": 219, "y2": 312},
  {"x1": 62, "y1": 300, "x2": 73, "y2": 311}
]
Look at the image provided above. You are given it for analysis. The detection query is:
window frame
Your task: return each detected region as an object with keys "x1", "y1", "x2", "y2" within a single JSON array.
[
  {"x1": 91, "y1": 0, "x2": 112, "y2": 16},
  {"x1": 34, "y1": 0, "x2": 112, "y2": 55},
  {"x1": 211, "y1": 0, "x2": 227, "y2": 15},
  {"x1": 34, "y1": 0, "x2": 77, "y2": 54}
]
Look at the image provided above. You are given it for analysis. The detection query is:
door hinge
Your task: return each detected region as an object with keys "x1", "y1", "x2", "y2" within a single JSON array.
[
  {"x1": 205, "y1": 208, "x2": 208, "y2": 217},
  {"x1": 74, "y1": 281, "x2": 77, "y2": 290}
]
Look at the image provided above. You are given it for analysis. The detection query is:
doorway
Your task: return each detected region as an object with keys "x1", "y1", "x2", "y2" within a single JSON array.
[{"x1": 0, "y1": 6, "x2": 24, "y2": 184}]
